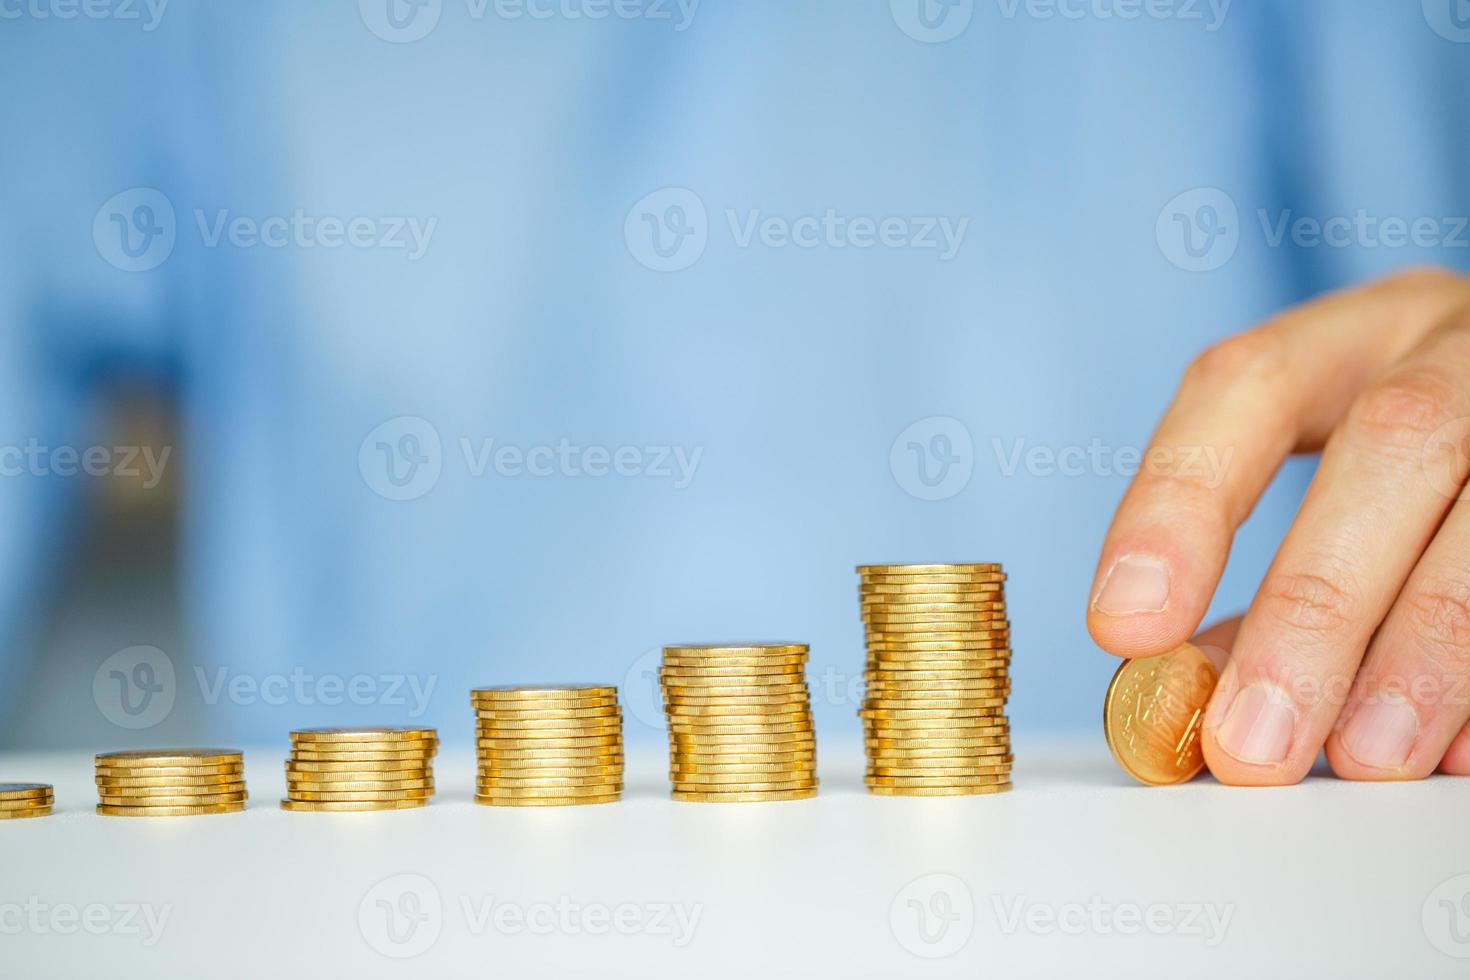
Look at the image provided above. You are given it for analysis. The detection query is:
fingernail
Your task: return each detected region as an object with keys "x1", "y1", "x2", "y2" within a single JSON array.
[
  {"x1": 1092, "y1": 554, "x2": 1171, "y2": 615},
  {"x1": 1341, "y1": 695, "x2": 1419, "y2": 770},
  {"x1": 1216, "y1": 682, "x2": 1296, "y2": 765}
]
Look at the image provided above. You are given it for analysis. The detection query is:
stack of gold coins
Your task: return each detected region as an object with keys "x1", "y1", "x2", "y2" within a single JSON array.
[
  {"x1": 281, "y1": 728, "x2": 437, "y2": 812},
  {"x1": 858, "y1": 563, "x2": 1013, "y2": 796},
  {"x1": 660, "y1": 643, "x2": 818, "y2": 802},
  {"x1": 0, "y1": 783, "x2": 54, "y2": 820},
  {"x1": 473, "y1": 685, "x2": 623, "y2": 806},
  {"x1": 95, "y1": 749, "x2": 247, "y2": 816}
]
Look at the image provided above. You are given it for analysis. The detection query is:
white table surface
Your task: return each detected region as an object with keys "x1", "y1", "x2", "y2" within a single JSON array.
[{"x1": 2, "y1": 734, "x2": 1467, "y2": 979}]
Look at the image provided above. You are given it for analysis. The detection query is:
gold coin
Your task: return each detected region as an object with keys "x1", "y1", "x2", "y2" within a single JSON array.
[
  {"x1": 1103, "y1": 642, "x2": 1219, "y2": 787},
  {"x1": 867, "y1": 783, "x2": 1012, "y2": 796},
  {"x1": 862, "y1": 607, "x2": 1009, "y2": 620},
  {"x1": 859, "y1": 584, "x2": 1006, "y2": 597},
  {"x1": 288, "y1": 752, "x2": 435, "y2": 764},
  {"x1": 673, "y1": 752, "x2": 817, "y2": 764},
  {"x1": 865, "y1": 621, "x2": 1011, "y2": 636},
  {"x1": 864, "y1": 738, "x2": 1010, "y2": 752},
  {"x1": 663, "y1": 695, "x2": 810, "y2": 711},
  {"x1": 475, "y1": 713, "x2": 622, "y2": 727},
  {"x1": 474, "y1": 707, "x2": 621, "y2": 722},
  {"x1": 671, "y1": 741, "x2": 816, "y2": 754},
  {"x1": 476, "y1": 730, "x2": 620, "y2": 744},
  {"x1": 670, "y1": 760, "x2": 815, "y2": 774},
  {"x1": 664, "y1": 705, "x2": 811, "y2": 719},
  {"x1": 476, "y1": 735, "x2": 621, "y2": 751},
  {"x1": 866, "y1": 656, "x2": 1009, "y2": 670},
  {"x1": 476, "y1": 770, "x2": 623, "y2": 784},
  {"x1": 476, "y1": 748, "x2": 624, "y2": 761},
  {"x1": 280, "y1": 798, "x2": 427, "y2": 812},
  {"x1": 95, "y1": 773, "x2": 245, "y2": 789},
  {"x1": 287, "y1": 789, "x2": 433, "y2": 802},
  {"x1": 477, "y1": 781, "x2": 623, "y2": 794},
  {"x1": 96, "y1": 780, "x2": 246, "y2": 795},
  {"x1": 866, "y1": 736, "x2": 1011, "y2": 751},
  {"x1": 0, "y1": 796, "x2": 54, "y2": 811},
  {"x1": 867, "y1": 650, "x2": 1012, "y2": 663},
  {"x1": 286, "y1": 778, "x2": 434, "y2": 793},
  {"x1": 859, "y1": 576, "x2": 1006, "y2": 588},
  {"x1": 866, "y1": 772, "x2": 1009, "y2": 786},
  {"x1": 476, "y1": 714, "x2": 622, "y2": 728},
  {"x1": 98, "y1": 791, "x2": 248, "y2": 806},
  {"x1": 671, "y1": 787, "x2": 817, "y2": 802},
  {"x1": 860, "y1": 595, "x2": 1008, "y2": 609},
  {"x1": 661, "y1": 652, "x2": 807, "y2": 667},
  {"x1": 868, "y1": 761, "x2": 1013, "y2": 776},
  {"x1": 660, "y1": 680, "x2": 809, "y2": 694},
  {"x1": 865, "y1": 680, "x2": 1010, "y2": 694},
  {"x1": 287, "y1": 759, "x2": 431, "y2": 773},
  {"x1": 669, "y1": 726, "x2": 815, "y2": 740},
  {"x1": 95, "y1": 749, "x2": 243, "y2": 768},
  {"x1": 658, "y1": 663, "x2": 807, "y2": 678},
  {"x1": 478, "y1": 765, "x2": 623, "y2": 779},
  {"x1": 98, "y1": 802, "x2": 247, "y2": 816},
  {"x1": 858, "y1": 567, "x2": 1005, "y2": 575},
  {"x1": 671, "y1": 773, "x2": 817, "y2": 788},
  {"x1": 96, "y1": 763, "x2": 247, "y2": 781},
  {"x1": 663, "y1": 642, "x2": 808, "y2": 655},
  {"x1": 290, "y1": 736, "x2": 437, "y2": 750},
  {"x1": 475, "y1": 784, "x2": 622, "y2": 799},
  {"x1": 475, "y1": 794, "x2": 619, "y2": 807},
  {"x1": 860, "y1": 701, "x2": 1007, "y2": 716},
  {"x1": 0, "y1": 783, "x2": 53, "y2": 800},
  {"x1": 0, "y1": 807, "x2": 53, "y2": 819},
  {"x1": 290, "y1": 728, "x2": 436, "y2": 743},
  {"x1": 471, "y1": 684, "x2": 618, "y2": 700},
  {"x1": 865, "y1": 703, "x2": 1011, "y2": 716}
]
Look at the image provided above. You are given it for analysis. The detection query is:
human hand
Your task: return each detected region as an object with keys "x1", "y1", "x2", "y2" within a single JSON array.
[{"x1": 1088, "y1": 268, "x2": 1470, "y2": 785}]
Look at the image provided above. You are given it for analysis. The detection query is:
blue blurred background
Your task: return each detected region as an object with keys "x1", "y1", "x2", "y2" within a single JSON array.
[{"x1": 2, "y1": 0, "x2": 1470, "y2": 748}]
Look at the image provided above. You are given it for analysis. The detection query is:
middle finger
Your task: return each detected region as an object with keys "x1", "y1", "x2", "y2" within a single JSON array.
[{"x1": 1201, "y1": 318, "x2": 1470, "y2": 785}]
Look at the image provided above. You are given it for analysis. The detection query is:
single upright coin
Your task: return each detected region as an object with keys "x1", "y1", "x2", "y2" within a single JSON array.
[{"x1": 1103, "y1": 643, "x2": 1220, "y2": 786}]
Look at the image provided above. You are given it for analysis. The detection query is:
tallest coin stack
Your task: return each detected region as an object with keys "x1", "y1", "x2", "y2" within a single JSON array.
[{"x1": 857, "y1": 563, "x2": 1013, "y2": 795}]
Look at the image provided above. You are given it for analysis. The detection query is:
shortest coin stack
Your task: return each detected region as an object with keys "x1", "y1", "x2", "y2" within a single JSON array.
[
  {"x1": 95, "y1": 750, "x2": 247, "y2": 816},
  {"x1": 473, "y1": 685, "x2": 624, "y2": 806},
  {"x1": 282, "y1": 728, "x2": 437, "y2": 812},
  {"x1": 0, "y1": 783, "x2": 54, "y2": 820}
]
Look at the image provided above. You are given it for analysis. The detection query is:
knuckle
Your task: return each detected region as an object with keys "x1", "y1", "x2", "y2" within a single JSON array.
[
  {"x1": 1400, "y1": 579, "x2": 1470, "y2": 670},
  {"x1": 1183, "y1": 330, "x2": 1282, "y2": 391},
  {"x1": 1257, "y1": 564, "x2": 1362, "y2": 637},
  {"x1": 1344, "y1": 370, "x2": 1462, "y2": 454}
]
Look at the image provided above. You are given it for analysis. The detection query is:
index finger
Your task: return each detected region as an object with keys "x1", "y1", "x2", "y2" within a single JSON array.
[{"x1": 1087, "y1": 269, "x2": 1469, "y2": 658}]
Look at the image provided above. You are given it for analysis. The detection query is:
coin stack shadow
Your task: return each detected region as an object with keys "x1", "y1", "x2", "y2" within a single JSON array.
[
  {"x1": 660, "y1": 643, "x2": 819, "y2": 802},
  {"x1": 857, "y1": 563, "x2": 1013, "y2": 796},
  {"x1": 281, "y1": 728, "x2": 437, "y2": 812},
  {"x1": 473, "y1": 685, "x2": 624, "y2": 806},
  {"x1": 95, "y1": 750, "x2": 248, "y2": 816},
  {"x1": 0, "y1": 783, "x2": 54, "y2": 820}
]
